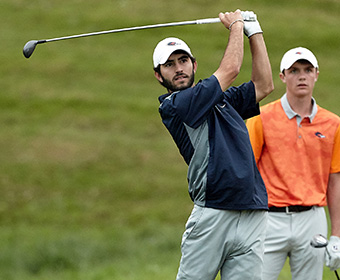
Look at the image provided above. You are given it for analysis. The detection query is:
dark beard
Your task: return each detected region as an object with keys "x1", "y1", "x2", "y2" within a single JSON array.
[{"x1": 160, "y1": 71, "x2": 195, "y2": 92}]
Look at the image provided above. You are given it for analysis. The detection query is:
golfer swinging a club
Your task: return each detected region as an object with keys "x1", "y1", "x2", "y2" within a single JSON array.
[{"x1": 153, "y1": 10, "x2": 274, "y2": 280}]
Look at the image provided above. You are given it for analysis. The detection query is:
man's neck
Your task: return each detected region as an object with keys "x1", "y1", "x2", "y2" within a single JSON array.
[{"x1": 286, "y1": 94, "x2": 313, "y2": 118}]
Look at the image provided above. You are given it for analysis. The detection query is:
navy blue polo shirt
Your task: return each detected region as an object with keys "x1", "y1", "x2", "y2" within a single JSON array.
[{"x1": 158, "y1": 75, "x2": 268, "y2": 210}]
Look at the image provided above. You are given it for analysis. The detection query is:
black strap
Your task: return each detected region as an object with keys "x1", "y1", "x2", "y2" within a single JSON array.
[{"x1": 269, "y1": 206, "x2": 313, "y2": 213}]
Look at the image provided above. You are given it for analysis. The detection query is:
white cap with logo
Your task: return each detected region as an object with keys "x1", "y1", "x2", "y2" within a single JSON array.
[
  {"x1": 153, "y1": 37, "x2": 194, "y2": 68},
  {"x1": 280, "y1": 47, "x2": 318, "y2": 72}
]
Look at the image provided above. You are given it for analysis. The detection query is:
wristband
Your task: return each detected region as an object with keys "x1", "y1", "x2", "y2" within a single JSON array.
[{"x1": 228, "y1": 19, "x2": 244, "y2": 30}]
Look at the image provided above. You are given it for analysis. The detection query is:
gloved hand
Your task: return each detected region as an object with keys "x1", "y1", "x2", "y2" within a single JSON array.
[
  {"x1": 241, "y1": 11, "x2": 263, "y2": 38},
  {"x1": 325, "y1": 236, "x2": 340, "y2": 271}
]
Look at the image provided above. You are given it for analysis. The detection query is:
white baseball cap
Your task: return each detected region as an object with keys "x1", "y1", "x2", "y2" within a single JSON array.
[
  {"x1": 153, "y1": 37, "x2": 194, "y2": 68},
  {"x1": 280, "y1": 47, "x2": 318, "y2": 72}
]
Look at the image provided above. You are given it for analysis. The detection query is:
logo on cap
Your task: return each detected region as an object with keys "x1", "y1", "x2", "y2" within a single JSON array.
[{"x1": 168, "y1": 42, "x2": 179, "y2": 46}]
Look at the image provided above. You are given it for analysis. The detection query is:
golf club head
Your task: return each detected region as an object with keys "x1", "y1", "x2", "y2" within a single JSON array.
[
  {"x1": 310, "y1": 234, "x2": 328, "y2": 248},
  {"x1": 23, "y1": 40, "x2": 39, "y2": 58}
]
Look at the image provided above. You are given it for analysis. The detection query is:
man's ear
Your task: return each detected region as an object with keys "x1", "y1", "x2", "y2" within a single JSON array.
[
  {"x1": 193, "y1": 61, "x2": 198, "y2": 73},
  {"x1": 315, "y1": 70, "x2": 319, "y2": 82},
  {"x1": 154, "y1": 71, "x2": 163, "y2": 83},
  {"x1": 279, "y1": 72, "x2": 286, "y2": 83}
]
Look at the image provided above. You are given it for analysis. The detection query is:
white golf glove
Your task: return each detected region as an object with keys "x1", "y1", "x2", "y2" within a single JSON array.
[
  {"x1": 325, "y1": 236, "x2": 340, "y2": 271},
  {"x1": 241, "y1": 11, "x2": 263, "y2": 38}
]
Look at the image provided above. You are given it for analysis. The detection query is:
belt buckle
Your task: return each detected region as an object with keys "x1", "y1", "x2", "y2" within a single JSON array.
[{"x1": 285, "y1": 206, "x2": 293, "y2": 215}]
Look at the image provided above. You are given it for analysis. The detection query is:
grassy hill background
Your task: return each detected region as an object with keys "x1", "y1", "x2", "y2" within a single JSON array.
[{"x1": 1, "y1": 0, "x2": 340, "y2": 279}]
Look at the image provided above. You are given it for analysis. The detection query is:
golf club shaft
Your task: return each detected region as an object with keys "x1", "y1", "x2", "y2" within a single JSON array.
[
  {"x1": 40, "y1": 18, "x2": 220, "y2": 44},
  {"x1": 23, "y1": 17, "x2": 223, "y2": 58},
  {"x1": 334, "y1": 270, "x2": 340, "y2": 280},
  {"x1": 335, "y1": 270, "x2": 340, "y2": 280}
]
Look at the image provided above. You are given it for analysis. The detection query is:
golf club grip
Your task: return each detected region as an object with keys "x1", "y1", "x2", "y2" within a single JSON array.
[{"x1": 196, "y1": 18, "x2": 220, "y2": 24}]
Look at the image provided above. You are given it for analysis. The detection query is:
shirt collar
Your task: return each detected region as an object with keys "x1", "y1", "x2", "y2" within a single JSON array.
[{"x1": 280, "y1": 93, "x2": 318, "y2": 125}]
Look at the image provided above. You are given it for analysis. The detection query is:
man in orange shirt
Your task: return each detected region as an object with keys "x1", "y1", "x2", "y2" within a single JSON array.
[{"x1": 247, "y1": 47, "x2": 340, "y2": 279}]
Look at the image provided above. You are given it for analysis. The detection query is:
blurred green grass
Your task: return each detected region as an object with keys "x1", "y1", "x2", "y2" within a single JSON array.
[{"x1": 1, "y1": 0, "x2": 340, "y2": 279}]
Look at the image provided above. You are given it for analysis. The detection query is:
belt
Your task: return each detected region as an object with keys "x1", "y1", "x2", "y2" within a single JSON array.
[{"x1": 269, "y1": 206, "x2": 313, "y2": 214}]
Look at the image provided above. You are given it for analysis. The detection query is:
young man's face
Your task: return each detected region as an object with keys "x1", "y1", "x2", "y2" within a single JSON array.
[
  {"x1": 280, "y1": 60, "x2": 319, "y2": 98},
  {"x1": 154, "y1": 52, "x2": 197, "y2": 93}
]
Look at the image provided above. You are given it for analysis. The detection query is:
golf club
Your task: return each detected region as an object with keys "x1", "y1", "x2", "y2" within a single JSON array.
[
  {"x1": 310, "y1": 234, "x2": 340, "y2": 280},
  {"x1": 23, "y1": 18, "x2": 221, "y2": 59},
  {"x1": 23, "y1": 13, "x2": 257, "y2": 59}
]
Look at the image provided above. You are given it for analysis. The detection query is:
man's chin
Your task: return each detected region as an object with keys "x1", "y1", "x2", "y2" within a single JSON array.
[
  {"x1": 165, "y1": 82, "x2": 191, "y2": 92},
  {"x1": 175, "y1": 82, "x2": 190, "y2": 91},
  {"x1": 175, "y1": 79, "x2": 195, "y2": 90}
]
